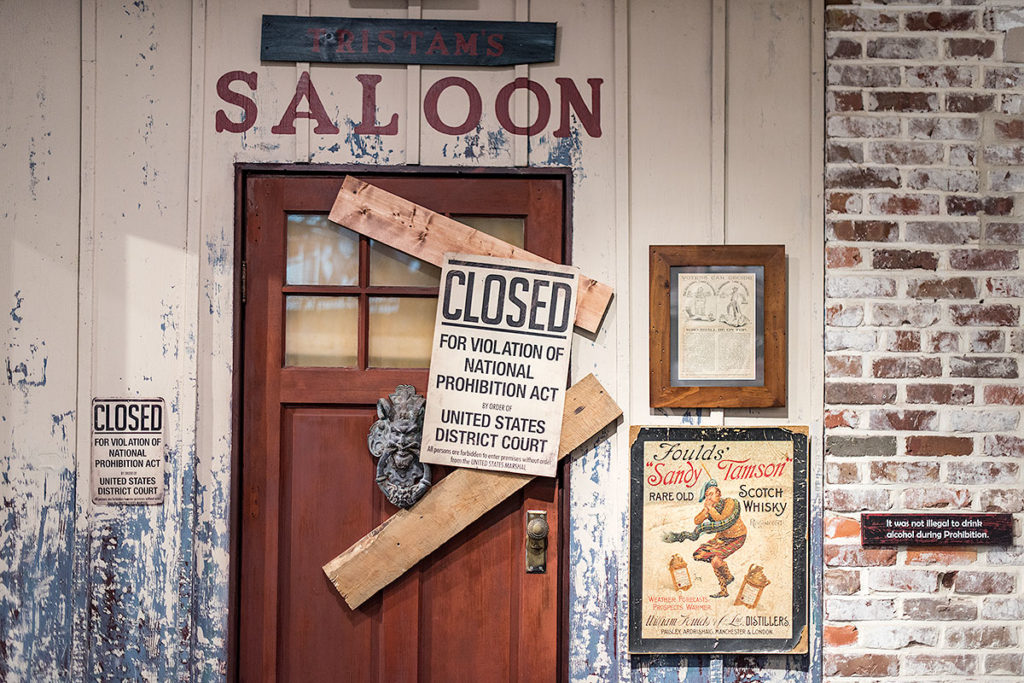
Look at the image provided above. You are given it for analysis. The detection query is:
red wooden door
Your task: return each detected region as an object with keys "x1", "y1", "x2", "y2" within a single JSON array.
[{"x1": 237, "y1": 172, "x2": 569, "y2": 682}]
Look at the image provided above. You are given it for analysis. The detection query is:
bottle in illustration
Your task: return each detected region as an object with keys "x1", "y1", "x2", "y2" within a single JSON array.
[
  {"x1": 668, "y1": 554, "x2": 692, "y2": 591},
  {"x1": 734, "y1": 564, "x2": 771, "y2": 609},
  {"x1": 718, "y1": 282, "x2": 750, "y2": 328},
  {"x1": 662, "y1": 479, "x2": 747, "y2": 598}
]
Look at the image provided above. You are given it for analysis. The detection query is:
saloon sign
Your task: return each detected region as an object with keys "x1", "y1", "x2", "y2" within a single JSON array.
[{"x1": 215, "y1": 71, "x2": 603, "y2": 139}]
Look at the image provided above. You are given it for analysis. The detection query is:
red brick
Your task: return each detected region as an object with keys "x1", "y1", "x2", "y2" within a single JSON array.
[
  {"x1": 986, "y1": 67, "x2": 1024, "y2": 90},
  {"x1": 828, "y1": 219, "x2": 898, "y2": 241},
  {"x1": 869, "y1": 568, "x2": 940, "y2": 592},
  {"x1": 870, "y1": 461, "x2": 940, "y2": 483},
  {"x1": 827, "y1": 143, "x2": 863, "y2": 164},
  {"x1": 909, "y1": 66, "x2": 974, "y2": 89},
  {"x1": 995, "y1": 118, "x2": 1024, "y2": 140},
  {"x1": 907, "y1": 277, "x2": 977, "y2": 298},
  {"x1": 824, "y1": 654, "x2": 898, "y2": 678},
  {"x1": 826, "y1": 246, "x2": 862, "y2": 269},
  {"x1": 969, "y1": 329, "x2": 1004, "y2": 352},
  {"x1": 868, "y1": 91, "x2": 939, "y2": 113},
  {"x1": 906, "y1": 10, "x2": 976, "y2": 31},
  {"x1": 984, "y1": 434, "x2": 1024, "y2": 457},
  {"x1": 826, "y1": 355, "x2": 863, "y2": 378},
  {"x1": 946, "y1": 625, "x2": 1017, "y2": 649},
  {"x1": 826, "y1": 8, "x2": 898, "y2": 32},
  {"x1": 949, "y1": 356, "x2": 1018, "y2": 378},
  {"x1": 955, "y1": 571, "x2": 1016, "y2": 594},
  {"x1": 866, "y1": 37, "x2": 939, "y2": 60},
  {"x1": 909, "y1": 117, "x2": 980, "y2": 141},
  {"x1": 903, "y1": 654, "x2": 976, "y2": 676},
  {"x1": 825, "y1": 545, "x2": 897, "y2": 567},
  {"x1": 949, "y1": 248, "x2": 1019, "y2": 271},
  {"x1": 905, "y1": 168, "x2": 978, "y2": 192},
  {"x1": 826, "y1": 382, "x2": 896, "y2": 405},
  {"x1": 825, "y1": 515, "x2": 861, "y2": 540},
  {"x1": 825, "y1": 408, "x2": 860, "y2": 429},
  {"x1": 986, "y1": 223, "x2": 1024, "y2": 245},
  {"x1": 906, "y1": 547, "x2": 977, "y2": 565},
  {"x1": 828, "y1": 65, "x2": 902, "y2": 88},
  {"x1": 826, "y1": 597, "x2": 897, "y2": 621},
  {"x1": 904, "y1": 487, "x2": 973, "y2": 509},
  {"x1": 949, "y1": 303, "x2": 1019, "y2": 326},
  {"x1": 982, "y1": 145, "x2": 1024, "y2": 165},
  {"x1": 985, "y1": 653, "x2": 1024, "y2": 676},
  {"x1": 826, "y1": 462, "x2": 860, "y2": 484},
  {"x1": 872, "y1": 249, "x2": 938, "y2": 270},
  {"x1": 827, "y1": 191, "x2": 862, "y2": 214},
  {"x1": 980, "y1": 488, "x2": 1024, "y2": 513},
  {"x1": 988, "y1": 276, "x2": 1024, "y2": 297},
  {"x1": 825, "y1": 488, "x2": 891, "y2": 512},
  {"x1": 823, "y1": 625, "x2": 858, "y2": 647},
  {"x1": 947, "y1": 93, "x2": 994, "y2": 113},
  {"x1": 906, "y1": 435, "x2": 973, "y2": 456},
  {"x1": 872, "y1": 357, "x2": 941, "y2": 378},
  {"x1": 868, "y1": 193, "x2": 940, "y2": 215},
  {"x1": 884, "y1": 330, "x2": 920, "y2": 352},
  {"x1": 826, "y1": 166, "x2": 899, "y2": 189},
  {"x1": 827, "y1": 91, "x2": 863, "y2": 112},
  {"x1": 869, "y1": 409, "x2": 937, "y2": 431},
  {"x1": 824, "y1": 569, "x2": 860, "y2": 595},
  {"x1": 947, "y1": 461, "x2": 1019, "y2": 484},
  {"x1": 827, "y1": 38, "x2": 862, "y2": 59},
  {"x1": 984, "y1": 385, "x2": 1024, "y2": 405},
  {"x1": 926, "y1": 331, "x2": 960, "y2": 353},
  {"x1": 871, "y1": 303, "x2": 940, "y2": 327},
  {"x1": 904, "y1": 221, "x2": 979, "y2": 244},
  {"x1": 869, "y1": 141, "x2": 945, "y2": 165},
  {"x1": 828, "y1": 115, "x2": 902, "y2": 139},
  {"x1": 904, "y1": 597, "x2": 977, "y2": 620},
  {"x1": 947, "y1": 195, "x2": 1015, "y2": 216},
  {"x1": 906, "y1": 383, "x2": 974, "y2": 405},
  {"x1": 947, "y1": 37, "x2": 995, "y2": 58},
  {"x1": 826, "y1": 303, "x2": 864, "y2": 327}
]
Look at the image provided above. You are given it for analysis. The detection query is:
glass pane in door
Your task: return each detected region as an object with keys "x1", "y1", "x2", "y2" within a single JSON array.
[
  {"x1": 285, "y1": 296, "x2": 358, "y2": 366},
  {"x1": 287, "y1": 214, "x2": 359, "y2": 286},
  {"x1": 368, "y1": 297, "x2": 438, "y2": 368}
]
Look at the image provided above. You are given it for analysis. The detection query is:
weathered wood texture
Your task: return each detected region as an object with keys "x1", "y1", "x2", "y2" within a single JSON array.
[
  {"x1": 329, "y1": 176, "x2": 614, "y2": 333},
  {"x1": 323, "y1": 373, "x2": 621, "y2": 609}
]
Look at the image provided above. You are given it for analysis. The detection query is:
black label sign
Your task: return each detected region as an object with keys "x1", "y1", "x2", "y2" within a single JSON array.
[
  {"x1": 861, "y1": 513, "x2": 1013, "y2": 546},
  {"x1": 261, "y1": 16, "x2": 557, "y2": 66}
]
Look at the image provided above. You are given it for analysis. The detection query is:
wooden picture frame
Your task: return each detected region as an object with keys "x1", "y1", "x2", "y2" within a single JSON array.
[{"x1": 649, "y1": 245, "x2": 786, "y2": 408}]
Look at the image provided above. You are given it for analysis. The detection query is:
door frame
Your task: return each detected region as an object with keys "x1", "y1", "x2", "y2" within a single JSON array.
[{"x1": 229, "y1": 164, "x2": 576, "y2": 682}]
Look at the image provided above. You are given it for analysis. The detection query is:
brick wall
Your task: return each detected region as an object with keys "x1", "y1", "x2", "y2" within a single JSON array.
[{"x1": 825, "y1": 2, "x2": 1024, "y2": 680}]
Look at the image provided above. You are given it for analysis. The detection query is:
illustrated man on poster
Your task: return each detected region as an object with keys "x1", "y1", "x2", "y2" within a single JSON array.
[{"x1": 662, "y1": 479, "x2": 747, "y2": 598}]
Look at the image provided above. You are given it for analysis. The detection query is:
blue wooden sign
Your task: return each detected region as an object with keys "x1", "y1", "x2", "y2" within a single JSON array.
[{"x1": 261, "y1": 16, "x2": 557, "y2": 66}]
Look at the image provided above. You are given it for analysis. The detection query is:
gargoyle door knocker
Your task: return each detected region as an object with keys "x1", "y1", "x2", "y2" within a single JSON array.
[{"x1": 367, "y1": 385, "x2": 431, "y2": 508}]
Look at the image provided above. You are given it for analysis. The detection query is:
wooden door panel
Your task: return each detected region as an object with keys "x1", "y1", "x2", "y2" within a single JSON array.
[{"x1": 239, "y1": 170, "x2": 569, "y2": 682}]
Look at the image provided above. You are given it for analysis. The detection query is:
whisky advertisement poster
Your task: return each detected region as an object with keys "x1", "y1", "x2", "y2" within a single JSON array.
[
  {"x1": 420, "y1": 254, "x2": 578, "y2": 478},
  {"x1": 628, "y1": 426, "x2": 808, "y2": 654}
]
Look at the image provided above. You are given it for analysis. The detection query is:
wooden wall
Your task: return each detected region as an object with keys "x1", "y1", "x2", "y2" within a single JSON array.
[{"x1": 0, "y1": 1, "x2": 822, "y2": 680}]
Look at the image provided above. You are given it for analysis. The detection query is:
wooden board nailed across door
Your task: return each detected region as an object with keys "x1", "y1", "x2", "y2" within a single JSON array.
[{"x1": 238, "y1": 171, "x2": 573, "y2": 682}]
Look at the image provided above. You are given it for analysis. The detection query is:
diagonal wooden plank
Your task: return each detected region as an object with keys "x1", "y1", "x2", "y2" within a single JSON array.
[
  {"x1": 329, "y1": 176, "x2": 614, "y2": 334},
  {"x1": 322, "y1": 373, "x2": 621, "y2": 609}
]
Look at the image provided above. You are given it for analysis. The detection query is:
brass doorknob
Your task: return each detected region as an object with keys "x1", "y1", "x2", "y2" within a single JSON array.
[{"x1": 526, "y1": 511, "x2": 548, "y2": 573}]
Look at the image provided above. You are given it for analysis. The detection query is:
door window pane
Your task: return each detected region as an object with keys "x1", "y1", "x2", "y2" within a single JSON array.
[
  {"x1": 456, "y1": 216, "x2": 525, "y2": 248},
  {"x1": 285, "y1": 296, "x2": 358, "y2": 366},
  {"x1": 369, "y1": 241, "x2": 442, "y2": 287},
  {"x1": 287, "y1": 214, "x2": 359, "y2": 286},
  {"x1": 368, "y1": 297, "x2": 438, "y2": 368}
]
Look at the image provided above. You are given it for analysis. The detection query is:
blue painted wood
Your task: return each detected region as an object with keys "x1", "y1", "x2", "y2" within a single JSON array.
[{"x1": 261, "y1": 15, "x2": 557, "y2": 66}]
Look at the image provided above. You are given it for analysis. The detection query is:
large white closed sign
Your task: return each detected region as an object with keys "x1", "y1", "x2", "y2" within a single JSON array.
[{"x1": 420, "y1": 254, "x2": 578, "y2": 477}]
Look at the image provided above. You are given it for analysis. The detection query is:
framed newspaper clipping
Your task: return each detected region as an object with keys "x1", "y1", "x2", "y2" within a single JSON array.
[
  {"x1": 628, "y1": 426, "x2": 808, "y2": 655},
  {"x1": 649, "y1": 245, "x2": 786, "y2": 408}
]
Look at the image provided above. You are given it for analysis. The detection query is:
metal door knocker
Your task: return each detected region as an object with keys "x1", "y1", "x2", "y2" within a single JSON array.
[{"x1": 367, "y1": 385, "x2": 431, "y2": 509}]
